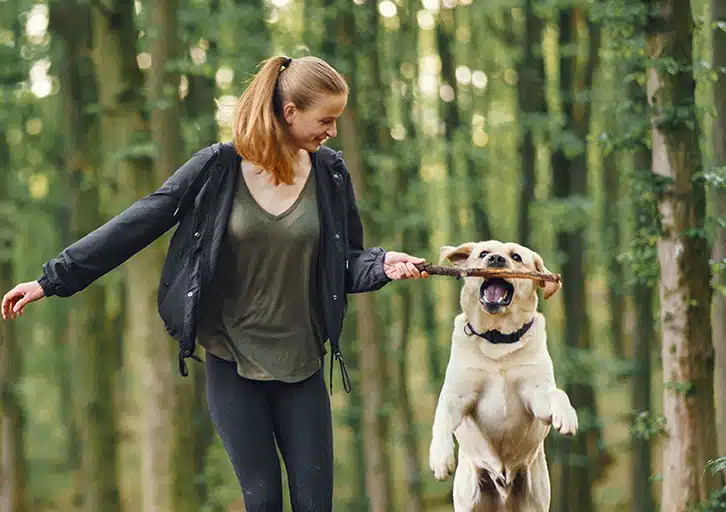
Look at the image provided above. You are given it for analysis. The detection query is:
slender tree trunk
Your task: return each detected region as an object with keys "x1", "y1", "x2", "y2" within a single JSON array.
[
  {"x1": 180, "y1": 3, "x2": 219, "y2": 501},
  {"x1": 184, "y1": 0, "x2": 219, "y2": 154},
  {"x1": 631, "y1": 144, "x2": 656, "y2": 512},
  {"x1": 710, "y1": 0, "x2": 726, "y2": 460},
  {"x1": 603, "y1": 154, "x2": 626, "y2": 362},
  {"x1": 552, "y1": 8, "x2": 606, "y2": 512},
  {"x1": 51, "y1": 2, "x2": 122, "y2": 510},
  {"x1": 0, "y1": 118, "x2": 27, "y2": 512},
  {"x1": 602, "y1": 119, "x2": 626, "y2": 362},
  {"x1": 517, "y1": 0, "x2": 546, "y2": 247},
  {"x1": 646, "y1": 0, "x2": 721, "y2": 508},
  {"x1": 393, "y1": 3, "x2": 426, "y2": 510},
  {"x1": 333, "y1": 3, "x2": 393, "y2": 509},
  {"x1": 436, "y1": 7, "x2": 468, "y2": 243},
  {"x1": 89, "y1": 3, "x2": 181, "y2": 511},
  {"x1": 147, "y1": 2, "x2": 202, "y2": 511}
]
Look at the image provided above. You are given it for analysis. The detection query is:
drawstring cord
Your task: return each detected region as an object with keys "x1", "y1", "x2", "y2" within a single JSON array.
[{"x1": 329, "y1": 348, "x2": 352, "y2": 395}]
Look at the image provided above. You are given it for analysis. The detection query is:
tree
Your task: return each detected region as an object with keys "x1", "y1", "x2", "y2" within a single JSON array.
[
  {"x1": 0, "y1": 4, "x2": 27, "y2": 511},
  {"x1": 646, "y1": 0, "x2": 721, "y2": 508},
  {"x1": 516, "y1": 0, "x2": 547, "y2": 247},
  {"x1": 550, "y1": 6, "x2": 606, "y2": 512},
  {"x1": 710, "y1": 0, "x2": 726, "y2": 458},
  {"x1": 50, "y1": 2, "x2": 122, "y2": 510}
]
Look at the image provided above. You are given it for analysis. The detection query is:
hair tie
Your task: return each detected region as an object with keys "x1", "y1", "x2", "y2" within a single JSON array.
[{"x1": 281, "y1": 57, "x2": 292, "y2": 70}]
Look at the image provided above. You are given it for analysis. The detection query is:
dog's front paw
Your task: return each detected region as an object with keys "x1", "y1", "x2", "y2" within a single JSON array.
[
  {"x1": 551, "y1": 399, "x2": 578, "y2": 436},
  {"x1": 429, "y1": 435, "x2": 456, "y2": 481}
]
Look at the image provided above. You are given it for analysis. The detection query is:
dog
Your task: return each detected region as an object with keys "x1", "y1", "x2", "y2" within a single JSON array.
[{"x1": 428, "y1": 240, "x2": 578, "y2": 511}]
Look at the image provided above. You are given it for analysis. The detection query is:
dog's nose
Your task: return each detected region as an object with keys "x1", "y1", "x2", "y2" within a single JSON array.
[{"x1": 486, "y1": 253, "x2": 507, "y2": 268}]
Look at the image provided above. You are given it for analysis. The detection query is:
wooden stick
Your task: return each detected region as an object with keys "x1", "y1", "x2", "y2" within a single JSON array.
[{"x1": 414, "y1": 263, "x2": 562, "y2": 283}]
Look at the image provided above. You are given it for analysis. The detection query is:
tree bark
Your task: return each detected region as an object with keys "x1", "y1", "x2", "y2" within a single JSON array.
[
  {"x1": 147, "y1": 2, "x2": 203, "y2": 511},
  {"x1": 334, "y1": 2, "x2": 393, "y2": 509},
  {"x1": 646, "y1": 0, "x2": 721, "y2": 508},
  {"x1": 631, "y1": 143, "x2": 656, "y2": 512},
  {"x1": 89, "y1": 3, "x2": 183, "y2": 511},
  {"x1": 0, "y1": 107, "x2": 27, "y2": 512},
  {"x1": 517, "y1": 0, "x2": 546, "y2": 247},
  {"x1": 50, "y1": 2, "x2": 122, "y2": 510},
  {"x1": 710, "y1": 0, "x2": 726, "y2": 460},
  {"x1": 551, "y1": 7, "x2": 606, "y2": 512}
]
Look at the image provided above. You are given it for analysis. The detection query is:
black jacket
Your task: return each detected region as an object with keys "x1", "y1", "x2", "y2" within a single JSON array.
[{"x1": 38, "y1": 142, "x2": 390, "y2": 392}]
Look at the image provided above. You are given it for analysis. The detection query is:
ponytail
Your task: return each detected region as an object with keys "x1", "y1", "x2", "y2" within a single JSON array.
[{"x1": 233, "y1": 56, "x2": 296, "y2": 185}]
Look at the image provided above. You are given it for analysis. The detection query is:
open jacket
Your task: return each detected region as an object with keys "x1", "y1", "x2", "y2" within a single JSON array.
[{"x1": 38, "y1": 142, "x2": 390, "y2": 392}]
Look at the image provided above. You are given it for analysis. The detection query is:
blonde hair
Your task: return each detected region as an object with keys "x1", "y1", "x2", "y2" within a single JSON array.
[{"x1": 233, "y1": 55, "x2": 349, "y2": 185}]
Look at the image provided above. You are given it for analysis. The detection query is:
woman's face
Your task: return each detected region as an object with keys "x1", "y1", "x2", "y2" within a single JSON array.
[{"x1": 283, "y1": 93, "x2": 347, "y2": 153}]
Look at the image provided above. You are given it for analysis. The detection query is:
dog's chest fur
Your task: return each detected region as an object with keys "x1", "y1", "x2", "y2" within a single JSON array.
[{"x1": 466, "y1": 371, "x2": 549, "y2": 465}]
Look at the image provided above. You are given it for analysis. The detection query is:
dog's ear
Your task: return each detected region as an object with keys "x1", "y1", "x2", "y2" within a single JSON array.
[
  {"x1": 439, "y1": 243, "x2": 476, "y2": 267},
  {"x1": 533, "y1": 252, "x2": 562, "y2": 300}
]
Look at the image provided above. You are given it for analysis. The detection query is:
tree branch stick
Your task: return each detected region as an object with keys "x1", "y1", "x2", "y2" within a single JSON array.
[{"x1": 415, "y1": 263, "x2": 562, "y2": 283}]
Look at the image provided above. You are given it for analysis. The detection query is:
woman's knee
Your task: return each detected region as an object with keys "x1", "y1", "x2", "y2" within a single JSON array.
[
  {"x1": 241, "y1": 478, "x2": 284, "y2": 512},
  {"x1": 288, "y1": 464, "x2": 333, "y2": 512}
]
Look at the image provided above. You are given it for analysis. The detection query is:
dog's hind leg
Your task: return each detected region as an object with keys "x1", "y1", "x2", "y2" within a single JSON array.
[
  {"x1": 452, "y1": 454, "x2": 503, "y2": 512},
  {"x1": 513, "y1": 448, "x2": 550, "y2": 512}
]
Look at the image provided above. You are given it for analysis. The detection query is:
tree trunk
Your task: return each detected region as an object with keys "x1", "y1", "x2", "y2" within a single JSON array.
[
  {"x1": 148, "y1": 2, "x2": 203, "y2": 511},
  {"x1": 89, "y1": 3, "x2": 183, "y2": 511},
  {"x1": 334, "y1": 3, "x2": 393, "y2": 509},
  {"x1": 0, "y1": 113, "x2": 27, "y2": 512},
  {"x1": 436, "y1": 7, "x2": 466, "y2": 242},
  {"x1": 646, "y1": 0, "x2": 721, "y2": 508},
  {"x1": 710, "y1": 0, "x2": 726, "y2": 460},
  {"x1": 551, "y1": 8, "x2": 606, "y2": 512},
  {"x1": 50, "y1": 2, "x2": 122, "y2": 510},
  {"x1": 393, "y1": 3, "x2": 426, "y2": 510},
  {"x1": 631, "y1": 137, "x2": 656, "y2": 512},
  {"x1": 603, "y1": 159, "x2": 626, "y2": 361},
  {"x1": 602, "y1": 132, "x2": 626, "y2": 362},
  {"x1": 516, "y1": 0, "x2": 546, "y2": 247}
]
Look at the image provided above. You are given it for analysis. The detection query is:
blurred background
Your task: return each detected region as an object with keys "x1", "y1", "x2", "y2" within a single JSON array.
[{"x1": 0, "y1": 0, "x2": 724, "y2": 511}]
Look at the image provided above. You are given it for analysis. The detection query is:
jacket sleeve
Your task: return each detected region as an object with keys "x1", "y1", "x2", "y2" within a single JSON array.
[
  {"x1": 38, "y1": 146, "x2": 219, "y2": 298},
  {"x1": 343, "y1": 169, "x2": 391, "y2": 294}
]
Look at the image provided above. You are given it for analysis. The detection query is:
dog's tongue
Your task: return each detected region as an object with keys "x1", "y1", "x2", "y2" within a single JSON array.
[{"x1": 484, "y1": 283, "x2": 507, "y2": 302}]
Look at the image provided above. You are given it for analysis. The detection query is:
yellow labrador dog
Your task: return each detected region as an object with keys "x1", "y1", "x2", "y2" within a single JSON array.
[{"x1": 428, "y1": 240, "x2": 578, "y2": 511}]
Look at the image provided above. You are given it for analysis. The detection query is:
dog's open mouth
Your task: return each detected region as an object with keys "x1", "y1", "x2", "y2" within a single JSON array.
[{"x1": 480, "y1": 278, "x2": 514, "y2": 310}]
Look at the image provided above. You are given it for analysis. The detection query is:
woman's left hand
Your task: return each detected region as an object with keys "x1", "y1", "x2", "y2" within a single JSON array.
[{"x1": 383, "y1": 251, "x2": 430, "y2": 280}]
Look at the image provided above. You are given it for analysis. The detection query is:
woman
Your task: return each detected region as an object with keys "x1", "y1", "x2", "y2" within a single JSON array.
[{"x1": 1, "y1": 55, "x2": 428, "y2": 511}]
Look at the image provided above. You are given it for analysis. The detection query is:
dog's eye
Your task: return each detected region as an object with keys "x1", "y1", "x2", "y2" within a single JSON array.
[
  {"x1": 512, "y1": 253, "x2": 522, "y2": 262},
  {"x1": 479, "y1": 250, "x2": 489, "y2": 258}
]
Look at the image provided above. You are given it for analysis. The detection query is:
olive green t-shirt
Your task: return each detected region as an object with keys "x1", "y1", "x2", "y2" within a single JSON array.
[{"x1": 197, "y1": 166, "x2": 324, "y2": 382}]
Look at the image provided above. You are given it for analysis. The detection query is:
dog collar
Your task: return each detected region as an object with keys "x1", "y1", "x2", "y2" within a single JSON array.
[{"x1": 464, "y1": 318, "x2": 535, "y2": 344}]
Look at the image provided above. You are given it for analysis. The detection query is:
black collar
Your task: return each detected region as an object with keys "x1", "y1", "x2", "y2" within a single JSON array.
[{"x1": 464, "y1": 318, "x2": 535, "y2": 344}]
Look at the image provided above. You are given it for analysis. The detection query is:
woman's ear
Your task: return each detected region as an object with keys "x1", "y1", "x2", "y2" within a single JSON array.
[
  {"x1": 439, "y1": 242, "x2": 477, "y2": 267},
  {"x1": 533, "y1": 252, "x2": 562, "y2": 300},
  {"x1": 282, "y1": 102, "x2": 297, "y2": 124}
]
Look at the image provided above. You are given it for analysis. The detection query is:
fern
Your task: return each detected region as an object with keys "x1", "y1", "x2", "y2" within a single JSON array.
[{"x1": 705, "y1": 456, "x2": 726, "y2": 476}]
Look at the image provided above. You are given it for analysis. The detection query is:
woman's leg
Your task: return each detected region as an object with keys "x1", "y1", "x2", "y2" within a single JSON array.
[
  {"x1": 269, "y1": 369, "x2": 334, "y2": 512},
  {"x1": 205, "y1": 353, "x2": 284, "y2": 511}
]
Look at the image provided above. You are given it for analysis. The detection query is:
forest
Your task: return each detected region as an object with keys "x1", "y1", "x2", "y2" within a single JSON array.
[{"x1": 0, "y1": 0, "x2": 725, "y2": 511}]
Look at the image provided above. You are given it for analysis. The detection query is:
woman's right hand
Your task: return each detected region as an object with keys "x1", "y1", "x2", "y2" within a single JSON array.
[{"x1": 2, "y1": 281, "x2": 45, "y2": 320}]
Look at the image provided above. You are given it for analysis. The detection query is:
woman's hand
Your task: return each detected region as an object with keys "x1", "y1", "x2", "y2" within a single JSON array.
[
  {"x1": 383, "y1": 251, "x2": 429, "y2": 280},
  {"x1": 2, "y1": 281, "x2": 45, "y2": 320}
]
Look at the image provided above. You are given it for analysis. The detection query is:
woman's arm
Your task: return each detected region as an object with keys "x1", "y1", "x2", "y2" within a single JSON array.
[{"x1": 39, "y1": 145, "x2": 219, "y2": 298}]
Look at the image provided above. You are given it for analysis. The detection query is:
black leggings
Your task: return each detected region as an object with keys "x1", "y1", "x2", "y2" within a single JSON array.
[{"x1": 205, "y1": 353, "x2": 334, "y2": 511}]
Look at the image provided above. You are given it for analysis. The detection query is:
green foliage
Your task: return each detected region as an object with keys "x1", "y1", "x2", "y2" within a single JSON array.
[
  {"x1": 706, "y1": 456, "x2": 726, "y2": 476},
  {"x1": 691, "y1": 457, "x2": 726, "y2": 512},
  {"x1": 630, "y1": 410, "x2": 667, "y2": 441}
]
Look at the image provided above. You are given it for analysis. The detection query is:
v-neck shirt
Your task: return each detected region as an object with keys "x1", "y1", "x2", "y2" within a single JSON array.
[{"x1": 196, "y1": 162, "x2": 324, "y2": 382}]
